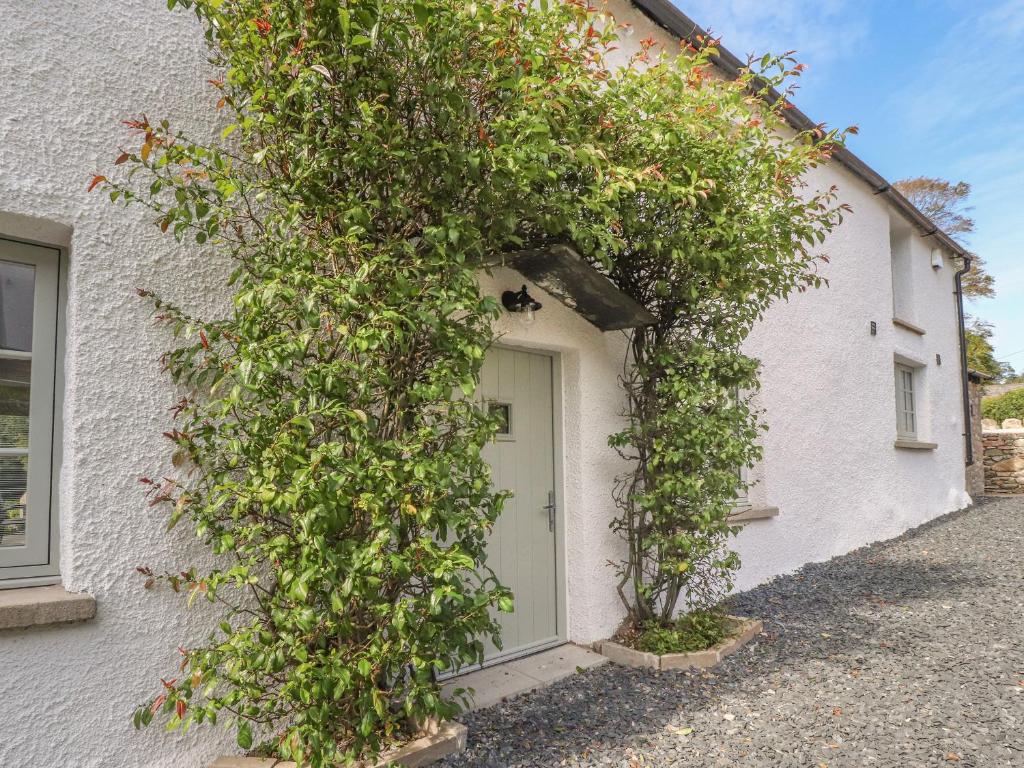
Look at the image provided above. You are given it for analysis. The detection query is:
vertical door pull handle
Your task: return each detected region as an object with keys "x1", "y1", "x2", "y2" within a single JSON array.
[{"x1": 542, "y1": 491, "x2": 556, "y2": 532}]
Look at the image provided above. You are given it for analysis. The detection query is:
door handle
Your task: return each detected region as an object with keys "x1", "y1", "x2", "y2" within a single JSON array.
[{"x1": 542, "y1": 490, "x2": 556, "y2": 532}]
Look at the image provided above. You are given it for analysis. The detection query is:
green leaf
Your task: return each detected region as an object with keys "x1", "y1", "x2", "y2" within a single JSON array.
[{"x1": 237, "y1": 721, "x2": 252, "y2": 750}]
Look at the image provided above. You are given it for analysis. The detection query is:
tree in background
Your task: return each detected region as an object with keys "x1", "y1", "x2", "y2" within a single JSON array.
[
  {"x1": 966, "y1": 318, "x2": 1014, "y2": 380},
  {"x1": 893, "y1": 177, "x2": 993, "y2": 298}
]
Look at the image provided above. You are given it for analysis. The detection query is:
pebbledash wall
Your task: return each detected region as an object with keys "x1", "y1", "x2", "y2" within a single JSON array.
[
  {"x1": 0, "y1": 2, "x2": 970, "y2": 768},
  {"x1": 0, "y1": 3, "x2": 239, "y2": 767},
  {"x1": 606, "y1": 0, "x2": 970, "y2": 595}
]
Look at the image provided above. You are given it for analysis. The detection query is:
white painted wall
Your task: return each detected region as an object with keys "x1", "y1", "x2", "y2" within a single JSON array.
[
  {"x1": 0, "y1": 2, "x2": 968, "y2": 766},
  {"x1": 0, "y1": 3, "x2": 236, "y2": 767},
  {"x1": 604, "y1": 0, "x2": 969, "y2": 592},
  {"x1": 733, "y1": 163, "x2": 970, "y2": 590}
]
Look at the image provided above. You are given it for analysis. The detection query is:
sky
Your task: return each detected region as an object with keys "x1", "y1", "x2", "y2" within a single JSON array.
[{"x1": 672, "y1": 0, "x2": 1024, "y2": 370}]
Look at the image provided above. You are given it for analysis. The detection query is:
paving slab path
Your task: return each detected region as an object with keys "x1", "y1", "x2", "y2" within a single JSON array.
[{"x1": 441, "y1": 497, "x2": 1024, "y2": 767}]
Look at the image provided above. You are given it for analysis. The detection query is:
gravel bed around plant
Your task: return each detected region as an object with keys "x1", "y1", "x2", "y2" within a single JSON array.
[{"x1": 440, "y1": 497, "x2": 1024, "y2": 767}]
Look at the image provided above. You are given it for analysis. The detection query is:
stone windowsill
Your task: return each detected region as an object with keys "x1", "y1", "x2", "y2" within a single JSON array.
[
  {"x1": 894, "y1": 439, "x2": 938, "y2": 451},
  {"x1": 0, "y1": 584, "x2": 96, "y2": 631},
  {"x1": 892, "y1": 317, "x2": 926, "y2": 335},
  {"x1": 729, "y1": 505, "x2": 780, "y2": 523}
]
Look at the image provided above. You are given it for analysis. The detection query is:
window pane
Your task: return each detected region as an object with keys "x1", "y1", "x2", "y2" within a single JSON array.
[
  {"x1": 0, "y1": 357, "x2": 30, "y2": 548},
  {"x1": 895, "y1": 365, "x2": 917, "y2": 437},
  {"x1": 0, "y1": 259, "x2": 35, "y2": 352},
  {"x1": 0, "y1": 358, "x2": 31, "y2": 448},
  {"x1": 490, "y1": 402, "x2": 511, "y2": 435},
  {"x1": 0, "y1": 453, "x2": 27, "y2": 548}
]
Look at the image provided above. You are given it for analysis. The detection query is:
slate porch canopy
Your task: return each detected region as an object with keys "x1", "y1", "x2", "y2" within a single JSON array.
[{"x1": 488, "y1": 244, "x2": 657, "y2": 332}]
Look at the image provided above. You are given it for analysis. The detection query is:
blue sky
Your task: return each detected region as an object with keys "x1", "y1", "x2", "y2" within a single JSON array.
[{"x1": 674, "y1": 0, "x2": 1024, "y2": 370}]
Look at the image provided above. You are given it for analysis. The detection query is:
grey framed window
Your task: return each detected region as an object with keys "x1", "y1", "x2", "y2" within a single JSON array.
[
  {"x1": 734, "y1": 464, "x2": 749, "y2": 507},
  {"x1": 890, "y1": 227, "x2": 915, "y2": 322},
  {"x1": 895, "y1": 363, "x2": 917, "y2": 439},
  {"x1": 731, "y1": 387, "x2": 749, "y2": 506},
  {"x1": 0, "y1": 238, "x2": 61, "y2": 584}
]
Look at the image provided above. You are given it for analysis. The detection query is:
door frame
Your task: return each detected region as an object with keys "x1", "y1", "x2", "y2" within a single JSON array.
[{"x1": 472, "y1": 342, "x2": 569, "y2": 669}]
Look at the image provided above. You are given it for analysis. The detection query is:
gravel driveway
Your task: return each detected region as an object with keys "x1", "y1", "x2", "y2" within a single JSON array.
[{"x1": 441, "y1": 497, "x2": 1024, "y2": 767}]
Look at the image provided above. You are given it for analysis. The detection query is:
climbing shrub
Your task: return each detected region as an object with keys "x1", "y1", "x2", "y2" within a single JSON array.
[
  {"x1": 95, "y1": 0, "x2": 847, "y2": 764},
  {"x1": 982, "y1": 388, "x2": 1024, "y2": 423},
  {"x1": 598, "y1": 50, "x2": 849, "y2": 627}
]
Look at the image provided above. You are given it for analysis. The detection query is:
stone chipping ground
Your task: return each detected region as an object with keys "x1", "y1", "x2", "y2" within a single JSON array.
[{"x1": 441, "y1": 497, "x2": 1024, "y2": 767}]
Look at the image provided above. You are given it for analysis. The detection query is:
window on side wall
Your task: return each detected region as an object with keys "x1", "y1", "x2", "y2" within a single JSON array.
[
  {"x1": 730, "y1": 386, "x2": 750, "y2": 507},
  {"x1": 0, "y1": 238, "x2": 62, "y2": 585},
  {"x1": 734, "y1": 464, "x2": 749, "y2": 507},
  {"x1": 890, "y1": 224, "x2": 914, "y2": 323},
  {"x1": 894, "y1": 362, "x2": 917, "y2": 439}
]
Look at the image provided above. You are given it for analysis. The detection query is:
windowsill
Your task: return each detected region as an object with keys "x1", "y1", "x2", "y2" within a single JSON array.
[
  {"x1": 0, "y1": 584, "x2": 96, "y2": 631},
  {"x1": 892, "y1": 317, "x2": 926, "y2": 336},
  {"x1": 729, "y1": 505, "x2": 780, "y2": 523},
  {"x1": 894, "y1": 439, "x2": 938, "y2": 451}
]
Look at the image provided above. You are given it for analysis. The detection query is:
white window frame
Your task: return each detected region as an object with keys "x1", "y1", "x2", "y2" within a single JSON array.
[
  {"x1": 734, "y1": 464, "x2": 750, "y2": 508},
  {"x1": 730, "y1": 385, "x2": 752, "y2": 507},
  {"x1": 894, "y1": 363, "x2": 917, "y2": 439},
  {"x1": 889, "y1": 226, "x2": 915, "y2": 323},
  {"x1": 0, "y1": 237, "x2": 63, "y2": 585}
]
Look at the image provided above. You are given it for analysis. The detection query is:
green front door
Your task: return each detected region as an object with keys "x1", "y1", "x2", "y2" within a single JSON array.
[{"x1": 479, "y1": 347, "x2": 559, "y2": 663}]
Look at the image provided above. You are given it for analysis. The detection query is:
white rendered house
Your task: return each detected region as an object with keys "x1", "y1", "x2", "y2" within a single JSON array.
[{"x1": 0, "y1": 2, "x2": 973, "y2": 766}]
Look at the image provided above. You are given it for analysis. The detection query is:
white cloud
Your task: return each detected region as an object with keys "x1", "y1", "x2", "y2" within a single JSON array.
[
  {"x1": 984, "y1": 0, "x2": 1024, "y2": 39},
  {"x1": 677, "y1": 0, "x2": 868, "y2": 70},
  {"x1": 881, "y1": 0, "x2": 1024, "y2": 362},
  {"x1": 886, "y1": 0, "x2": 1024, "y2": 134}
]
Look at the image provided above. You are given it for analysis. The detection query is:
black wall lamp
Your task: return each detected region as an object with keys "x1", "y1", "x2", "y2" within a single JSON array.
[{"x1": 502, "y1": 285, "x2": 542, "y2": 323}]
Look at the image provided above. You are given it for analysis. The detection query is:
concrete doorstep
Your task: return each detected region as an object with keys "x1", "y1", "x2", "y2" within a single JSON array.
[
  {"x1": 597, "y1": 616, "x2": 763, "y2": 672},
  {"x1": 441, "y1": 643, "x2": 608, "y2": 712}
]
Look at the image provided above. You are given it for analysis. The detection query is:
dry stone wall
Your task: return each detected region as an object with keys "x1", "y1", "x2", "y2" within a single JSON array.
[
  {"x1": 983, "y1": 382, "x2": 1024, "y2": 398},
  {"x1": 982, "y1": 420, "x2": 1024, "y2": 494}
]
